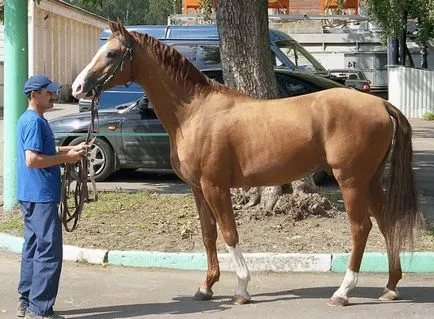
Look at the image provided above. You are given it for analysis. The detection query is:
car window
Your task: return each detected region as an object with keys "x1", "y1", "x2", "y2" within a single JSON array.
[
  {"x1": 173, "y1": 44, "x2": 197, "y2": 64},
  {"x1": 140, "y1": 102, "x2": 157, "y2": 119},
  {"x1": 203, "y1": 70, "x2": 224, "y2": 84},
  {"x1": 196, "y1": 44, "x2": 279, "y2": 70},
  {"x1": 276, "y1": 40, "x2": 326, "y2": 73},
  {"x1": 132, "y1": 96, "x2": 158, "y2": 119},
  {"x1": 196, "y1": 45, "x2": 221, "y2": 69},
  {"x1": 276, "y1": 73, "x2": 313, "y2": 98},
  {"x1": 270, "y1": 49, "x2": 285, "y2": 67}
]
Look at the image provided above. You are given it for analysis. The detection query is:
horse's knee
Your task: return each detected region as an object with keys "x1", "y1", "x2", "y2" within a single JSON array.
[
  {"x1": 221, "y1": 230, "x2": 238, "y2": 247},
  {"x1": 350, "y1": 218, "x2": 372, "y2": 238},
  {"x1": 203, "y1": 233, "x2": 217, "y2": 247}
]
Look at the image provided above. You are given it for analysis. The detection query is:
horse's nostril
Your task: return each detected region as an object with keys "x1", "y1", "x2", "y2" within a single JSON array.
[{"x1": 76, "y1": 84, "x2": 82, "y2": 93}]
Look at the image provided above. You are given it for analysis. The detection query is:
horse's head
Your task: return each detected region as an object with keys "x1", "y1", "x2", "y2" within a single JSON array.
[{"x1": 72, "y1": 20, "x2": 135, "y2": 99}]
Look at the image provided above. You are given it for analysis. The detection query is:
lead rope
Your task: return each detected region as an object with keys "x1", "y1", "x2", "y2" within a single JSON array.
[{"x1": 58, "y1": 95, "x2": 99, "y2": 232}]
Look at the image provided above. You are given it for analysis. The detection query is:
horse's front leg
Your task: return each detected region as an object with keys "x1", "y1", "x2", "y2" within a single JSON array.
[
  {"x1": 201, "y1": 183, "x2": 251, "y2": 304},
  {"x1": 191, "y1": 187, "x2": 220, "y2": 301}
]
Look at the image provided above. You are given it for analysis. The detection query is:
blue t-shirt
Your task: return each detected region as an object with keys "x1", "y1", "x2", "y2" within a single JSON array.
[{"x1": 16, "y1": 109, "x2": 61, "y2": 202}]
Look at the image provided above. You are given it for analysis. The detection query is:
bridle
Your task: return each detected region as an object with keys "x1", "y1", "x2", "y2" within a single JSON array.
[
  {"x1": 92, "y1": 37, "x2": 134, "y2": 96},
  {"x1": 58, "y1": 37, "x2": 134, "y2": 232}
]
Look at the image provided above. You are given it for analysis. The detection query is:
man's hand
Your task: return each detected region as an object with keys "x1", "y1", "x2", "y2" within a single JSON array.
[
  {"x1": 64, "y1": 149, "x2": 86, "y2": 164},
  {"x1": 71, "y1": 142, "x2": 90, "y2": 152}
]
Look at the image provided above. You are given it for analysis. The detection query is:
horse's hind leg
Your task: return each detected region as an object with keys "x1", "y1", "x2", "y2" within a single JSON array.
[
  {"x1": 191, "y1": 187, "x2": 220, "y2": 301},
  {"x1": 368, "y1": 179, "x2": 401, "y2": 301},
  {"x1": 201, "y1": 183, "x2": 251, "y2": 304},
  {"x1": 329, "y1": 179, "x2": 372, "y2": 306}
]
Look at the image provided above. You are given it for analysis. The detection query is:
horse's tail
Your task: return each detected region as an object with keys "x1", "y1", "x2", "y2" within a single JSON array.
[{"x1": 382, "y1": 102, "x2": 421, "y2": 268}]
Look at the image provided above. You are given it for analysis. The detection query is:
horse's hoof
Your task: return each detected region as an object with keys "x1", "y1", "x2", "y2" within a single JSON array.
[
  {"x1": 379, "y1": 288, "x2": 399, "y2": 301},
  {"x1": 328, "y1": 295, "x2": 349, "y2": 307},
  {"x1": 233, "y1": 294, "x2": 251, "y2": 305},
  {"x1": 193, "y1": 287, "x2": 213, "y2": 301}
]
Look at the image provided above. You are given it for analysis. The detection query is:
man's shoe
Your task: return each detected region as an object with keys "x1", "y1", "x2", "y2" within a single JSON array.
[
  {"x1": 16, "y1": 301, "x2": 28, "y2": 317},
  {"x1": 24, "y1": 309, "x2": 65, "y2": 319}
]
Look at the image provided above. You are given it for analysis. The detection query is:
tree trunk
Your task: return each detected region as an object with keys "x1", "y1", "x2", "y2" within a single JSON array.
[
  {"x1": 399, "y1": 10, "x2": 408, "y2": 66},
  {"x1": 399, "y1": 31, "x2": 406, "y2": 66},
  {"x1": 215, "y1": 0, "x2": 286, "y2": 211},
  {"x1": 216, "y1": 0, "x2": 277, "y2": 98},
  {"x1": 421, "y1": 46, "x2": 428, "y2": 69},
  {"x1": 404, "y1": 44, "x2": 414, "y2": 67},
  {"x1": 387, "y1": 37, "x2": 399, "y2": 65}
]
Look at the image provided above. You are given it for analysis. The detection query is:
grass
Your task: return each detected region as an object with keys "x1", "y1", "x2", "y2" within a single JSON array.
[
  {"x1": 0, "y1": 191, "x2": 197, "y2": 236},
  {"x1": 423, "y1": 112, "x2": 434, "y2": 121},
  {"x1": 0, "y1": 214, "x2": 23, "y2": 233},
  {"x1": 81, "y1": 191, "x2": 146, "y2": 218}
]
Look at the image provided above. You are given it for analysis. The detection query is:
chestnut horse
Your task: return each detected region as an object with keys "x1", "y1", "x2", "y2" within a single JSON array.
[{"x1": 72, "y1": 21, "x2": 420, "y2": 306}]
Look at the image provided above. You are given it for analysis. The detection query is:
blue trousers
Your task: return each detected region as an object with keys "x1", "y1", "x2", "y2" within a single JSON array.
[{"x1": 18, "y1": 202, "x2": 63, "y2": 316}]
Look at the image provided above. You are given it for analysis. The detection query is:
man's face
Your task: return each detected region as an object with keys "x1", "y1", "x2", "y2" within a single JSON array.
[{"x1": 32, "y1": 89, "x2": 59, "y2": 110}]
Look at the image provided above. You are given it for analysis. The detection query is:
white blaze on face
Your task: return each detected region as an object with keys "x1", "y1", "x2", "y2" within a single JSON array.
[{"x1": 72, "y1": 42, "x2": 110, "y2": 99}]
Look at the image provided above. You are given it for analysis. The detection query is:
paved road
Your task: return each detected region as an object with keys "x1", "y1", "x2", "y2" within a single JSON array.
[
  {"x1": 1, "y1": 250, "x2": 434, "y2": 319},
  {"x1": 410, "y1": 118, "x2": 434, "y2": 224},
  {"x1": 1, "y1": 105, "x2": 434, "y2": 224}
]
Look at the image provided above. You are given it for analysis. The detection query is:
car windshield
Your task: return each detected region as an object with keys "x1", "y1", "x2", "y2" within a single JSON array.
[
  {"x1": 275, "y1": 40, "x2": 327, "y2": 73},
  {"x1": 121, "y1": 97, "x2": 143, "y2": 113}
]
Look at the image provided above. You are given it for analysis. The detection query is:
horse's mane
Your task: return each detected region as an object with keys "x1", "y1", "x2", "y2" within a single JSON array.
[{"x1": 125, "y1": 31, "x2": 237, "y2": 96}]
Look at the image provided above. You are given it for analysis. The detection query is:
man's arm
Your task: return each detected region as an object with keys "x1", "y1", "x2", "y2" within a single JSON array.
[{"x1": 25, "y1": 149, "x2": 85, "y2": 168}]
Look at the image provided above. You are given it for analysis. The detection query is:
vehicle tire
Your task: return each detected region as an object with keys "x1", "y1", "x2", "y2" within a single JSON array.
[
  {"x1": 311, "y1": 171, "x2": 328, "y2": 186},
  {"x1": 68, "y1": 137, "x2": 115, "y2": 181}
]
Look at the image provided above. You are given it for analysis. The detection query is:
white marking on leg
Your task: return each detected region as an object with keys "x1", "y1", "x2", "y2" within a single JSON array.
[
  {"x1": 226, "y1": 244, "x2": 251, "y2": 300},
  {"x1": 379, "y1": 287, "x2": 399, "y2": 301},
  {"x1": 72, "y1": 42, "x2": 110, "y2": 98},
  {"x1": 332, "y1": 269, "x2": 358, "y2": 301}
]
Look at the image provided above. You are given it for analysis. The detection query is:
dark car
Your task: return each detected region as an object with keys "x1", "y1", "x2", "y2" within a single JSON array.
[
  {"x1": 328, "y1": 69, "x2": 371, "y2": 94},
  {"x1": 51, "y1": 68, "x2": 346, "y2": 181}
]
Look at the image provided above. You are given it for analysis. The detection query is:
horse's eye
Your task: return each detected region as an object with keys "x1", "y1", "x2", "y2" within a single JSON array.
[{"x1": 107, "y1": 51, "x2": 117, "y2": 59}]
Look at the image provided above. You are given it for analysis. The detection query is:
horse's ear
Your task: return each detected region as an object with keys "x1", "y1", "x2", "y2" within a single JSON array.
[
  {"x1": 117, "y1": 20, "x2": 134, "y2": 46},
  {"x1": 108, "y1": 19, "x2": 117, "y2": 33}
]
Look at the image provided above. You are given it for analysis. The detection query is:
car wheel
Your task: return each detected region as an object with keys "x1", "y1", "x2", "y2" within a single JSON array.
[
  {"x1": 68, "y1": 137, "x2": 115, "y2": 181},
  {"x1": 312, "y1": 171, "x2": 328, "y2": 186}
]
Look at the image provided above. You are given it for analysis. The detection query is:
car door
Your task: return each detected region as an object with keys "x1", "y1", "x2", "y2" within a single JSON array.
[{"x1": 120, "y1": 98, "x2": 171, "y2": 168}]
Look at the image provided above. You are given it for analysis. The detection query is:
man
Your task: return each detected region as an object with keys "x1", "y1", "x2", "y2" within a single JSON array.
[{"x1": 16, "y1": 75, "x2": 86, "y2": 319}]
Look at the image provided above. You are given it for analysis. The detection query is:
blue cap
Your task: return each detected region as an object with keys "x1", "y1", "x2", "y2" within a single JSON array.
[{"x1": 23, "y1": 75, "x2": 62, "y2": 95}]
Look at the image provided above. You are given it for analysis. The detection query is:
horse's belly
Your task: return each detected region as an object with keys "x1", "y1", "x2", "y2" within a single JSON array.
[{"x1": 231, "y1": 145, "x2": 324, "y2": 187}]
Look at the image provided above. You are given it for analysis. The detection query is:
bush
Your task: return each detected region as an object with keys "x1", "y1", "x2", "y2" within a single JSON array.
[{"x1": 423, "y1": 113, "x2": 434, "y2": 121}]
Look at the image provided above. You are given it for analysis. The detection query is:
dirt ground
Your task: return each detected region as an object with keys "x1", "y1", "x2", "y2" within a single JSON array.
[{"x1": 1, "y1": 189, "x2": 433, "y2": 254}]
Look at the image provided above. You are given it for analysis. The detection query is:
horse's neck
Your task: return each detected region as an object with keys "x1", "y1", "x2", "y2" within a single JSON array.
[{"x1": 133, "y1": 48, "x2": 194, "y2": 137}]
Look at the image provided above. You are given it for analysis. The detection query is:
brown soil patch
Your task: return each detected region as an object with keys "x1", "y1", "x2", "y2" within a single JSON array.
[{"x1": 1, "y1": 190, "x2": 433, "y2": 253}]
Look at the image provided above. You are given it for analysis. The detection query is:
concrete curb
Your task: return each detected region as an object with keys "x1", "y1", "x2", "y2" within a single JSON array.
[
  {"x1": 108, "y1": 251, "x2": 331, "y2": 272},
  {"x1": 0, "y1": 233, "x2": 24, "y2": 254},
  {"x1": 332, "y1": 252, "x2": 434, "y2": 273},
  {"x1": 0, "y1": 233, "x2": 107, "y2": 264},
  {"x1": 2, "y1": 233, "x2": 434, "y2": 272},
  {"x1": 63, "y1": 245, "x2": 107, "y2": 264}
]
